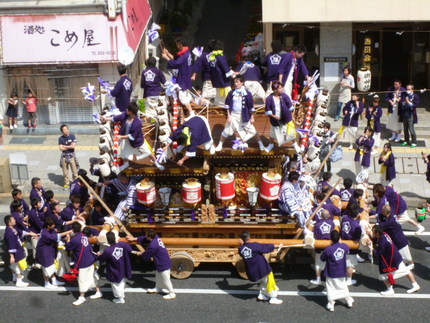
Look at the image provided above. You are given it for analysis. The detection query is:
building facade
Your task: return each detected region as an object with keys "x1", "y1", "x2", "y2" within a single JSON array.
[
  {"x1": 0, "y1": 0, "x2": 156, "y2": 124},
  {"x1": 262, "y1": 0, "x2": 430, "y2": 111}
]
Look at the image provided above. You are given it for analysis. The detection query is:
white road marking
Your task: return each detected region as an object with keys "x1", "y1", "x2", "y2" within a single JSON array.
[{"x1": 0, "y1": 286, "x2": 428, "y2": 299}]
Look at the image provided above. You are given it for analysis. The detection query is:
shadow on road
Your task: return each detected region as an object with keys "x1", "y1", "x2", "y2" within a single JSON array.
[
  {"x1": 215, "y1": 277, "x2": 256, "y2": 300},
  {"x1": 47, "y1": 173, "x2": 64, "y2": 186}
]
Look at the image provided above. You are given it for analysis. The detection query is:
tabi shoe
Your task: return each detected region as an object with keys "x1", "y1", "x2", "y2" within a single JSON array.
[
  {"x1": 269, "y1": 298, "x2": 283, "y2": 305},
  {"x1": 163, "y1": 293, "x2": 176, "y2": 300},
  {"x1": 380, "y1": 288, "x2": 395, "y2": 296},
  {"x1": 89, "y1": 291, "x2": 103, "y2": 299},
  {"x1": 16, "y1": 280, "x2": 29, "y2": 288},
  {"x1": 416, "y1": 225, "x2": 425, "y2": 234},
  {"x1": 407, "y1": 283, "x2": 420, "y2": 294},
  {"x1": 310, "y1": 278, "x2": 322, "y2": 285},
  {"x1": 52, "y1": 278, "x2": 65, "y2": 286},
  {"x1": 388, "y1": 133, "x2": 396, "y2": 141},
  {"x1": 394, "y1": 135, "x2": 402, "y2": 142},
  {"x1": 155, "y1": 161, "x2": 165, "y2": 171},
  {"x1": 147, "y1": 287, "x2": 162, "y2": 294},
  {"x1": 215, "y1": 143, "x2": 223, "y2": 152},
  {"x1": 9, "y1": 125, "x2": 13, "y2": 130},
  {"x1": 265, "y1": 143, "x2": 274, "y2": 152},
  {"x1": 44, "y1": 282, "x2": 58, "y2": 289},
  {"x1": 32, "y1": 263, "x2": 42, "y2": 269},
  {"x1": 346, "y1": 278, "x2": 357, "y2": 286},
  {"x1": 257, "y1": 293, "x2": 270, "y2": 301},
  {"x1": 209, "y1": 145, "x2": 216, "y2": 155},
  {"x1": 113, "y1": 298, "x2": 125, "y2": 304},
  {"x1": 346, "y1": 298, "x2": 354, "y2": 308},
  {"x1": 356, "y1": 254, "x2": 365, "y2": 263},
  {"x1": 73, "y1": 297, "x2": 86, "y2": 306},
  {"x1": 425, "y1": 246, "x2": 430, "y2": 252},
  {"x1": 326, "y1": 302, "x2": 335, "y2": 312},
  {"x1": 348, "y1": 145, "x2": 353, "y2": 150}
]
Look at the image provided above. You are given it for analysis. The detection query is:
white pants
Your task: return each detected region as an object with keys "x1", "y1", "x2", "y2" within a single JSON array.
[
  {"x1": 244, "y1": 81, "x2": 266, "y2": 102},
  {"x1": 345, "y1": 126, "x2": 358, "y2": 146},
  {"x1": 266, "y1": 81, "x2": 274, "y2": 96},
  {"x1": 120, "y1": 139, "x2": 152, "y2": 162},
  {"x1": 221, "y1": 112, "x2": 257, "y2": 142},
  {"x1": 145, "y1": 97, "x2": 160, "y2": 118},
  {"x1": 155, "y1": 269, "x2": 174, "y2": 293},
  {"x1": 284, "y1": 80, "x2": 293, "y2": 100},
  {"x1": 178, "y1": 90, "x2": 192, "y2": 105},
  {"x1": 355, "y1": 163, "x2": 369, "y2": 176},
  {"x1": 399, "y1": 246, "x2": 413, "y2": 263},
  {"x1": 258, "y1": 274, "x2": 278, "y2": 298},
  {"x1": 56, "y1": 248, "x2": 70, "y2": 277},
  {"x1": 380, "y1": 262, "x2": 410, "y2": 281},
  {"x1": 326, "y1": 277, "x2": 352, "y2": 302},
  {"x1": 112, "y1": 278, "x2": 126, "y2": 299},
  {"x1": 30, "y1": 236, "x2": 39, "y2": 259},
  {"x1": 373, "y1": 132, "x2": 381, "y2": 148},
  {"x1": 10, "y1": 263, "x2": 23, "y2": 276},
  {"x1": 42, "y1": 264, "x2": 57, "y2": 278},
  {"x1": 313, "y1": 252, "x2": 326, "y2": 272},
  {"x1": 202, "y1": 80, "x2": 216, "y2": 99},
  {"x1": 78, "y1": 265, "x2": 98, "y2": 293},
  {"x1": 397, "y1": 210, "x2": 412, "y2": 224}
]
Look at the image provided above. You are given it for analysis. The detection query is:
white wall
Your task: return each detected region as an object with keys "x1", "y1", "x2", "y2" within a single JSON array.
[{"x1": 263, "y1": 0, "x2": 430, "y2": 23}]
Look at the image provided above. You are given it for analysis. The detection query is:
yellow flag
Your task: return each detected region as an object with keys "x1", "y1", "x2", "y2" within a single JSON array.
[{"x1": 266, "y1": 272, "x2": 279, "y2": 293}]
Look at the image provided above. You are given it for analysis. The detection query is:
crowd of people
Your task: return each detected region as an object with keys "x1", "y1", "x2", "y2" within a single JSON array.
[{"x1": 2, "y1": 37, "x2": 429, "y2": 312}]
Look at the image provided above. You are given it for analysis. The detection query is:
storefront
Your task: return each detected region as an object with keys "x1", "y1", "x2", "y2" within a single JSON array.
[
  {"x1": 263, "y1": 0, "x2": 430, "y2": 110},
  {"x1": 0, "y1": 0, "x2": 152, "y2": 124}
]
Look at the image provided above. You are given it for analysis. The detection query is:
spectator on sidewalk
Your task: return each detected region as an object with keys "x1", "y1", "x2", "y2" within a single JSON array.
[
  {"x1": 341, "y1": 93, "x2": 364, "y2": 150},
  {"x1": 335, "y1": 67, "x2": 355, "y2": 121},
  {"x1": 58, "y1": 125, "x2": 79, "y2": 190},
  {"x1": 6, "y1": 93, "x2": 19, "y2": 129},
  {"x1": 110, "y1": 64, "x2": 133, "y2": 112},
  {"x1": 386, "y1": 80, "x2": 404, "y2": 142},
  {"x1": 365, "y1": 95, "x2": 383, "y2": 154},
  {"x1": 399, "y1": 84, "x2": 419, "y2": 148},
  {"x1": 21, "y1": 90, "x2": 38, "y2": 129}
]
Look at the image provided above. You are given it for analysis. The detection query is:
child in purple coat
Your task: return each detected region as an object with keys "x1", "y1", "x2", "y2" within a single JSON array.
[
  {"x1": 378, "y1": 143, "x2": 396, "y2": 186},
  {"x1": 238, "y1": 230, "x2": 283, "y2": 305},
  {"x1": 354, "y1": 127, "x2": 374, "y2": 175},
  {"x1": 365, "y1": 95, "x2": 383, "y2": 153},
  {"x1": 4, "y1": 216, "x2": 36, "y2": 287},
  {"x1": 342, "y1": 93, "x2": 364, "y2": 150}
]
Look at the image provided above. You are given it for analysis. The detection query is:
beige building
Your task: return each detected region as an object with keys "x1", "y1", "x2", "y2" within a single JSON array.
[{"x1": 262, "y1": 0, "x2": 430, "y2": 110}]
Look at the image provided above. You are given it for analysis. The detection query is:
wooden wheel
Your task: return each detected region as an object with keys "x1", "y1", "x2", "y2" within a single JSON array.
[
  {"x1": 170, "y1": 252, "x2": 195, "y2": 279},
  {"x1": 234, "y1": 258, "x2": 248, "y2": 280}
]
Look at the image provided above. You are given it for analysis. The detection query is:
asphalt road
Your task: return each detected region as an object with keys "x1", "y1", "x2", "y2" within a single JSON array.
[{"x1": 1, "y1": 229, "x2": 429, "y2": 323}]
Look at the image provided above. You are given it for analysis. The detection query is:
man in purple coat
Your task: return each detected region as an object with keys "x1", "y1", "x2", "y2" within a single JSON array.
[
  {"x1": 66, "y1": 222, "x2": 102, "y2": 305},
  {"x1": 4, "y1": 215, "x2": 36, "y2": 287},
  {"x1": 141, "y1": 56, "x2": 167, "y2": 118},
  {"x1": 162, "y1": 37, "x2": 194, "y2": 115},
  {"x1": 310, "y1": 210, "x2": 335, "y2": 285},
  {"x1": 206, "y1": 40, "x2": 236, "y2": 107},
  {"x1": 377, "y1": 205, "x2": 414, "y2": 268},
  {"x1": 321, "y1": 230, "x2": 354, "y2": 311},
  {"x1": 10, "y1": 199, "x2": 29, "y2": 232},
  {"x1": 278, "y1": 45, "x2": 310, "y2": 100},
  {"x1": 262, "y1": 40, "x2": 285, "y2": 95},
  {"x1": 102, "y1": 103, "x2": 163, "y2": 171},
  {"x1": 399, "y1": 84, "x2": 420, "y2": 148},
  {"x1": 163, "y1": 115, "x2": 215, "y2": 166},
  {"x1": 110, "y1": 64, "x2": 133, "y2": 112},
  {"x1": 236, "y1": 56, "x2": 265, "y2": 102},
  {"x1": 373, "y1": 184, "x2": 424, "y2": 233},
  {"x1": 238, "y1": 230, "x2": 283, "y2": 305},
  {"x1": 128, "y1": 229, "x2": 175, "y2": 300},
  {"x1": 36, "y1": 217, "x2": 70, "y2": 288},
  {"x1": 341, "y1": 203, "x2": 363, "y2": 285},
  {"x1": 372, "y1": 225, "x2": 419, "y2": 295},
  {"x1": 215, "y1": 75, "x2": 266, "y2": 151},
  {"x1": 10, "y1": 188, "x2": 29, "y2": 213},
  {"x1": 98, "y1": 232, "x2": 133, "y2": 304},
  {"x1": 191, "y1": 40, "x2": 216, "y2": 100}
]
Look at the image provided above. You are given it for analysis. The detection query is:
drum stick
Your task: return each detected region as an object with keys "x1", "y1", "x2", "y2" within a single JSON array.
[
  {"x1": 313, "y1": 135, "x2": 341, "y2": 179},
  {"x1": 78, "y1": 175, "x2": 144, "y2": 252},
  {"x1": 305, "y1": 178, "x2": 342, "y2": 227}
]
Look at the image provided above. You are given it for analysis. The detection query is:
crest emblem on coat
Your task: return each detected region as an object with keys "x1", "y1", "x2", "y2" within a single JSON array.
[
  {"x1": 123, "y1": 79, "x2": 132, "y2": 91},
  {"x1": 241, "y1": 246, "x2": 252, "y2": 259},
  {"x1": 144, "y1": 70, "x2": 156, "y2": 82},
  {"x1": 113, "y1": 247, "x2": 123, "y2": 260},
  {"x1": 342, "y1": 222, "x2": 352, "y2": 234},
  {"x1": 157, "y1": 238, "x2": 165, "y2": 248},
  {"x1": 81, "y1": 236, "x2": 89, "y2": 247},
  {"x1": 269, "y1": 54, "x2": 281, "y2": 65},
  {"x1": 320, "y1": 222, "x2": 332, "y2": 235},
  {"x1": 334, "y1": 247, "x2": 345, "y2": 261}
]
